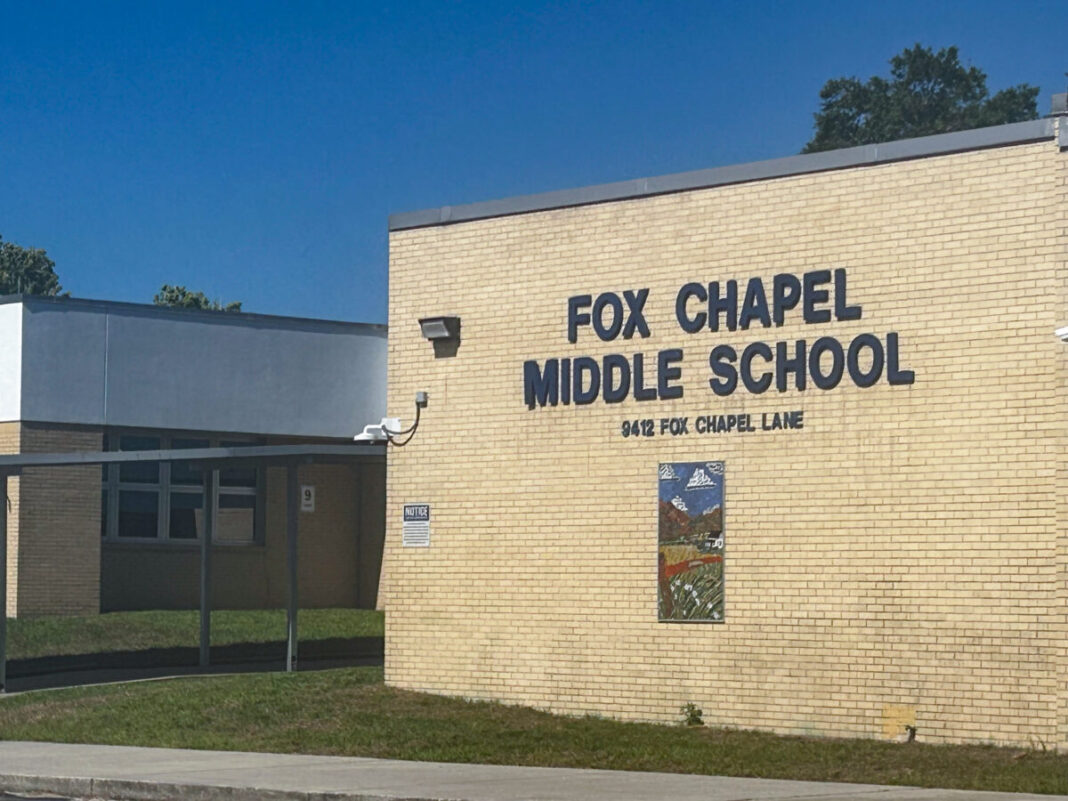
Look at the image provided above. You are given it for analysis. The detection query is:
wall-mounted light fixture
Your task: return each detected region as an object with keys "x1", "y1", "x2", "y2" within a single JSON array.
[
  {"x1": 419, "y1": 316, "x2": 461, "y2": 358},
  {"x1": 1056, "y1": 325, "x2": 1068, "y2": 342},
  {"x1": 419, "y1": 316, "x2": 461, "y2": 342}
]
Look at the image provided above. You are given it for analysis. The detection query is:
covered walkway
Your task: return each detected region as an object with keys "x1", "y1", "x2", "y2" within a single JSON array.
[{"x1": 0, "y1": 443, "x2": 386, "y2": 691}]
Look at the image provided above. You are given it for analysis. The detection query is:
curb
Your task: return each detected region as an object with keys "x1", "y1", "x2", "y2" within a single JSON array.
[{"x1": 0, "y1": 773, "x2": 430, "y2": 801}]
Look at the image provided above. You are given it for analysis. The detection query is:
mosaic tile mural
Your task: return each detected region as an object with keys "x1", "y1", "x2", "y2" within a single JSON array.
[{"x1": 658, "y1": 461, "x2": 725, "y2": 622}]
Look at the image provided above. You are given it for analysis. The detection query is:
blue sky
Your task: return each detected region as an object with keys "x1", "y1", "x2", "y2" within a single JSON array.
[{"x1": 2, "y1": 1, "x2": 1065, "y2": 323}]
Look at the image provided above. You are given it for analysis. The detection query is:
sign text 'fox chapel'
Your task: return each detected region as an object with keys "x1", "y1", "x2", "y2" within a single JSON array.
[{"x1": 523, "y1": 269, "x2": 914, "y2": 409}]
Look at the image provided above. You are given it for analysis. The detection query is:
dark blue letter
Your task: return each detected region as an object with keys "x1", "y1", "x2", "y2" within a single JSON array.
[
  {"x1": 633, "y1": 353, "x2": 657, "y2": 401},
  {"x1": 739, "y1": 277, "x2": 771, "y2": 330},
  {"x1": 809, "y1": 336, "x2": 844, "y2": 390},
  {"x1": 886, "y1": 332, "x2": 914, "y2": 385},
  {"x1": 592, "y1": 293, "x2": 624, "y2": 341},
  {"x1": 676, "y1": 282, "x2": 707, "y2": 333},
  {"x1": 709, "y1": 345, "x2": 737, "y2": 396},
  {"x1": 658, "y1": 349, "x2": 684, "y2": 400},
  {"x1": 524, "y1": 360, "x2": 559, "y2": 409},
  {"x1": 708, "y1": 281, "x2": 738, "y2": 332},
  {"x1": 803, "y1": 270, "x2": 831, "y2": 324},
  {"x1": 834, "y1": 268, "x2": 861, "y2": 321},
  {"x1": 773, "y1": 273, "x2": 802, "y2": 326},
  {"x1": 603, "y1": 354, "x2": 631, "y2": 403},
  {"x1": 776, "y1": 340, "x2": 807, "y2": 392},
  {"x1": 623, "y1": 289, "x2": 650, "y2": 338},
  {"x1": 740, "y1": 341, "x2": 773, "y2": 393},
  {"x1": 573, "y1": 356, "x2": 601, "y2": 404},
  {"x1": 567, "y1": 295, "x2": 592, "y2": 343},
  {"x1": 847, "y1": 334, "x2": 884, "y2": 388}
]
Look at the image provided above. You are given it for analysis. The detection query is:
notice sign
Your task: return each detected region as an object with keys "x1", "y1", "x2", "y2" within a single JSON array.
[
  {"x1": 658, "y1": 462, "x2": 724, "y2": 622},
  {"x1": 301, "y1": 485, "x2": 315, "y2": 512},
  {"x1": 402, "y1": 503, "x2": 431, "y2": 547}
]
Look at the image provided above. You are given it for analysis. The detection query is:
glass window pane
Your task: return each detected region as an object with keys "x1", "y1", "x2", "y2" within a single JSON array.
[
  {"x1": 169, "y1": 492, "x2": 203, "y2": 540},
  {"x1": 171, "y1": 438, "x2": 209, "y2": 486},
  {"x1": 103, "y1": 435, "x2": 112, "y2": 480},
  {"x1": 118, "y1": 435, "x2": 160, "y2": 484},
  {"x1": 216, "y1": 493, "x2": 255, "y2": 543},
  {"x1": 118, "y1": 490, "x2": 159, "y2": 538},
  {"x1": 101, "y1": 490, "x2": 108, "y2": 538},
  {"x1": 219, "y1": 441, "x2": 257, "y2": 488}
]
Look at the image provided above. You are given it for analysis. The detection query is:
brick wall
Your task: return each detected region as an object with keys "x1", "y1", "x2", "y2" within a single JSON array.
[
  {"x1": 17, "y1": 423, "x2": 102, "y2": 617},
  {"x1": 385, "y1": 137, "x2": 1068, "y2": 748},
  {"x1": 0, "y1": 422, "x2": 19, "y2": 618}
]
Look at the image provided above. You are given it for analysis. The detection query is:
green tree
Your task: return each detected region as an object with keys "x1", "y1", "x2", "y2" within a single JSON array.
[
  {"x1": 153, "y1": 284, "x2": 242, "y2": 312},
  {"x1": 0, "y1": 235, "x2": 65, "y2": 296},
  {"x1": 803, "y1": 44, "x2": 1039, "y2": 153}
]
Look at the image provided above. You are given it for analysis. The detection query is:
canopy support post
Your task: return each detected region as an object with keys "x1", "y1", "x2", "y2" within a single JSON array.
[
  {"x1": 199, "y1": 468, "x2": 216, "y2": 668},
  {"x1": 286, "y1": 461, "x2": 299, "y2": 672}
]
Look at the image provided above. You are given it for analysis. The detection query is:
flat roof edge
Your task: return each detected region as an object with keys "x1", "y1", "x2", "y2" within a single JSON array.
[
  {"x1": 0, "y1": 294, "x2": 387, "y2": 333},
  {"x1": 390, "y1": 118, "x2": 1056, "y2": 231}
]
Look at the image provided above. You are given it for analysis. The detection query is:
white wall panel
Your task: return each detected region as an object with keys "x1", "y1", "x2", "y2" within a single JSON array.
[
  {"x1": 0, "y1": 304, "x2": 22, "y2": 422},
  {"x1": 17, "y1": 298, "x2": 387, "y2": 438}
]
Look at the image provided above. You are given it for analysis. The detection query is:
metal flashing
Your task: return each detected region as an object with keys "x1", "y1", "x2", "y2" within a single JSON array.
[
  {"x1": 0, "y1": 294, "x2": 387, "y2": 334},
  {"x1": 1057, "y1": 117, "x2": 1068, "y2": 150},
  {"x1": 389, "y1": 118, "x2": 1055, "y2": 231},
  {"x1": 0, "y1": 443, "x2": 385, "y2": 474}
]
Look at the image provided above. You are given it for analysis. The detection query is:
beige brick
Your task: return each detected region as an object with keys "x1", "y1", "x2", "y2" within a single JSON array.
[
  {"x1": 384, "y1": 138, "x2": 1068, "y2": 749},
  {"x1": 17, "y1": 423, "x2": 102, "y2": 617}
]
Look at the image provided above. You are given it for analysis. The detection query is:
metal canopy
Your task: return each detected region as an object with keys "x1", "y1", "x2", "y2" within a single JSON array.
[
  {"x1": 0, "y1": 442, "x2": 386, "y2": 692},
  {"x1": 0, "y1": 443, "x2": 385, "y2": 473}
]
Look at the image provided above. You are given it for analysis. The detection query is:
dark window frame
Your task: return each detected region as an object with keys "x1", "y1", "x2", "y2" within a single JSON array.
[{"x1": 101, "y1": 429, "x2": 266, "y2": 546}]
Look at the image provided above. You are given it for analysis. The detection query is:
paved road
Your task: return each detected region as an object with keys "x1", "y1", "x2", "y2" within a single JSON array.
[{"x1": 0, "y1": 741, "x2": 1065, "y2": 801}]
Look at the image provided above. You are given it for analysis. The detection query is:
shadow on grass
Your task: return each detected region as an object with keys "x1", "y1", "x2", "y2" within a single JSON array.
[{"x1": 6, "y1": 637, "x2": 383, "y2": 679}]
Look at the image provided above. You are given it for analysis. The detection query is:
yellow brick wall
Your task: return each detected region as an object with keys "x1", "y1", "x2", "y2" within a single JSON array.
[
  {"x1": 17, "y1": 423, "x2": 102, "y2": 617},
  {"x1": 385, "y1": 138, "x2": 1068, "y2": 749},
  {"x1": 0, "y1": 422, "x2": 19, "y2": 618}
]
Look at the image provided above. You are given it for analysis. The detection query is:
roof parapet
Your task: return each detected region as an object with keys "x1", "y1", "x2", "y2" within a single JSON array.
[{"x1": 390, "y1": 118, "x2": 1056, "y2": 232}]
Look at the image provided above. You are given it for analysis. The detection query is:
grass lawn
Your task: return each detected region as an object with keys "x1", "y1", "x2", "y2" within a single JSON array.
[
  {"x1": 0, "y1": 666, "x2": 1065, "y2": 794},
  {"x1": 6, "y1": 609, "x2": 384, "y2": 660}
]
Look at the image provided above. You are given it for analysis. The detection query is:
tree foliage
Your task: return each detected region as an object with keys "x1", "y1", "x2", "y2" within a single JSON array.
[
  {"x1": 0, "y1": 235, "x2": 65, "y2": 296},
  {"x1": 153, "y1": 284, "x2": 242, "y2": 312},
  {"x1": 803, "y1": 44, "x2": 1039, "y2": 153}
]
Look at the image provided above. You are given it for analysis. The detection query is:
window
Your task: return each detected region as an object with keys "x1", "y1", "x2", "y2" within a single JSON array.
[
  {"x1": 217, "y1": 440, "x2": 259, "y2": 543},
  {"x1": 115, "y1": 434, "x2": 160, "y2": 539},
  {"x1": 169, "y1": 437, "x2": 208, "y2": 541},
  {"x1": 101, "y1": 431, "x2": 264, "y2": 545}
]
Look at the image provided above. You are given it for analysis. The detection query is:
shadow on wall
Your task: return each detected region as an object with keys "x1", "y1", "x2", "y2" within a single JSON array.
[{"x1": 101, "y1": 461, "x2": 385, "y2": 612}]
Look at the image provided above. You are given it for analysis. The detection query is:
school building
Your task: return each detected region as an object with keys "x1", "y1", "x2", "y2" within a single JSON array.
[
  {"x1": 0, "y1": 295, "x2": 386, "y2": 618},
  {"x1": 383, "y1": 114, "x2": 1068, "y2": 748}
]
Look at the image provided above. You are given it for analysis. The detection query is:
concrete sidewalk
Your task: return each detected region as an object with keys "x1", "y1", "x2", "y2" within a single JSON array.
[{"x1": 0, "y1": 741, "x2": 1063, "y2": 801}]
